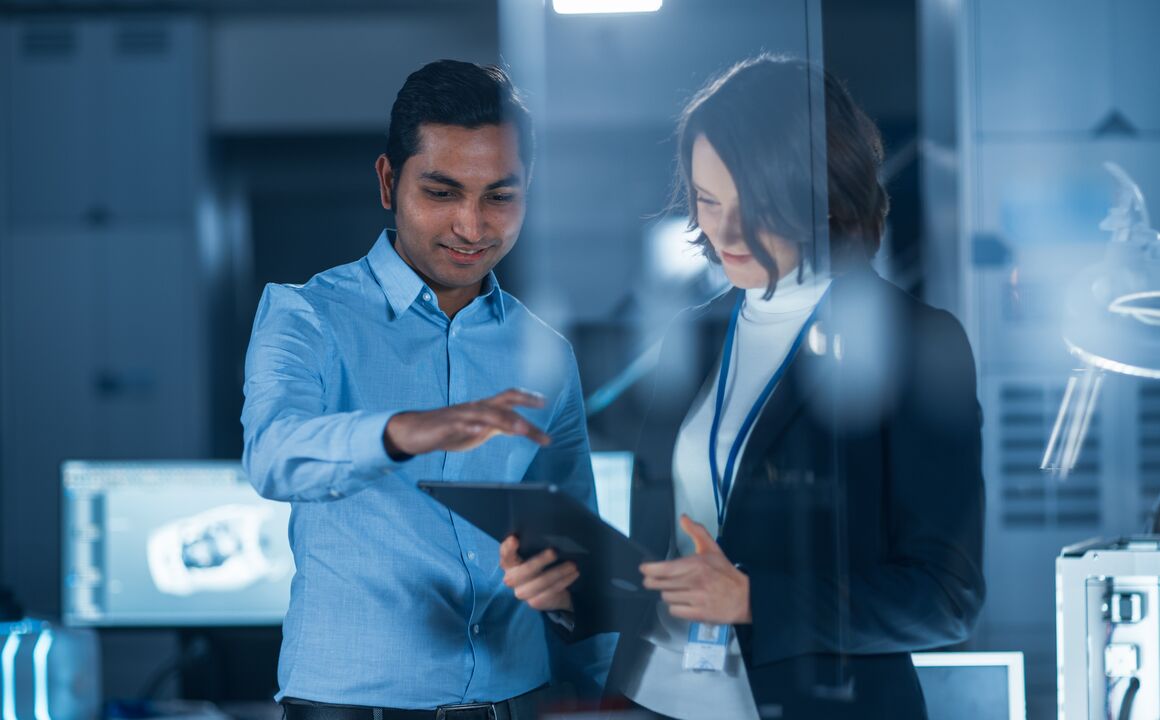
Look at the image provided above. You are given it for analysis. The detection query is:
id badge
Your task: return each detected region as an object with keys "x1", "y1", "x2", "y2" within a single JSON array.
[{"x1": 682, "y1": 622, "x2": 729, "y2": 672}]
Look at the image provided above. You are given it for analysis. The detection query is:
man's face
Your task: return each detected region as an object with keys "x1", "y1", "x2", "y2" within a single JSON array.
[{"x1": 375, "y1": 123, "x2": 527, "y2": 293}]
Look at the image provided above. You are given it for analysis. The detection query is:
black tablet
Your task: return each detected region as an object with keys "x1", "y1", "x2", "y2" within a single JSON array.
[{"x1": 418, "y1": 481, "x2": 658, "y2": 605}]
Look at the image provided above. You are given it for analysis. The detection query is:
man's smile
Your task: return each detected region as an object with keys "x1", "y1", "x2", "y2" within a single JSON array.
[{"x1": 441, "y1": 245, "x2": 493, "y2": 264}]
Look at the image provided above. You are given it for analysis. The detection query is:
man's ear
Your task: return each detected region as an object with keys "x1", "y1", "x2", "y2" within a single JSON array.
[{"x1": 375, "y1": 155, "x2": 395, "y2": 211}]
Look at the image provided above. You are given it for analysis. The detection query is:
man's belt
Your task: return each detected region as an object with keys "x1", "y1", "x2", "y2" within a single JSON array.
[{"x1": 282, "y1": 685, "x2": 547, "y2": 720}]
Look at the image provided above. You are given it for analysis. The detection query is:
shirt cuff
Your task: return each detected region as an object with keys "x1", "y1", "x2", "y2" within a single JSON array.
[{"x1": 349, "y1": 411, "x2": 410, "y2": 475}]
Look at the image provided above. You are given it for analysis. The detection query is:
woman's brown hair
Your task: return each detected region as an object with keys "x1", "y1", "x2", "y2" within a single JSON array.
[{"x1": 677, "y1": 54, "x2": 889, "y2": 298}]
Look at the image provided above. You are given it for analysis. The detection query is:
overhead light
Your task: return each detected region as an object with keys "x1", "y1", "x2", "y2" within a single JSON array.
[{"x1": 552, "y1": 0, "x2": 662, "y2": 15}]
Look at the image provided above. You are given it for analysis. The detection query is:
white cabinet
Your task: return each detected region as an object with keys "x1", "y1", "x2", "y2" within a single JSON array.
[
  {"x1": 8, "y1": 18, "x2": 201, "y2": 226},
  {"x1": 2, "y1": 225, "x2": 207, "y2": 459},
  {"x1": 975, "y1": 0, "x2": 1160, "y2": 136},
  {"x1": 976, "y1": 0, "x2": 1112, "y2": 135},
  {"x1": 8, "y1": 21, "x2": 96, "y2": 223},
  {"x1": 0, "y1": 15, "x2": 207, "y2": 616},
  {"x1": 1113, "y1": 0, "x2": 1160, "y2": 132}
]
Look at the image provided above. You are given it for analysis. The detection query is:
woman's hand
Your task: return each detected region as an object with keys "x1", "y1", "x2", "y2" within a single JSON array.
[
  {"x1": 499, "y1": 536, "x2": 579, "y2": 612},
  {"x1": 640, "y1": 514, "x2": 752, "y2": 624}
]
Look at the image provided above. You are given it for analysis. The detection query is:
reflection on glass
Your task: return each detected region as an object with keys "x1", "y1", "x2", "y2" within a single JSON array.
[{"x1": 1044, "y1": 164, "x2": 1160, "y2": 477}]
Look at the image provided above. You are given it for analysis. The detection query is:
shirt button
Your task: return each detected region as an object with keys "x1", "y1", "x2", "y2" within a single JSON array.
[
  {"x1": 466, "y1": 551, "x2": 476, "y2": 561},
  {"x1": 329, "y1": 489, "x2": 342, "y2": 498},
  {"x1": 422, "y1": 292, "x2": 432, "y2": 302},
  {"x1": 472, "y1": 624, "x2": 480, "y2": 635}
]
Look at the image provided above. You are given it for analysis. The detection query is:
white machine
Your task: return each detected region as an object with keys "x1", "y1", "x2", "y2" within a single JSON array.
[{"x1": 1057, "y1": 537, "x2": 1160, "y2": 719}]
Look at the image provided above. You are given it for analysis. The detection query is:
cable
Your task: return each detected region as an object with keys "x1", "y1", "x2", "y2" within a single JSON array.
[
  {"x1": 1105, "y1": 626, "x2": 1117, "y2": 720},
  {"x1": 1117, "y1": 676, "x2": 1140, "y2": 720},
  {"x1": 1105, "y1": 582, "x2": 1116, "y2": 720}
]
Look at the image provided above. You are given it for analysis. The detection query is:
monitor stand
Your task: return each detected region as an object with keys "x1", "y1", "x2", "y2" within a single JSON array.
[{"x1": 176, "y1": 627, "x2": 282, "y2": 702}]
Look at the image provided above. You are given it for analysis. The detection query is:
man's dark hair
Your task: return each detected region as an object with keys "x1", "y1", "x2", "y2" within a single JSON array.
[
  {"x1": 676, "y1": 54, "x2": 888, "y2": 298},
  {"x1": 387, "y1": 59, "x2": 534, "y2": 182}
]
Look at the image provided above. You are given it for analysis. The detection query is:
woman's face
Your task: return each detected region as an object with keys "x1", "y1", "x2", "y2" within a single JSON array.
[{"x1": 691, "y1": 134, "x2": 800, "y2": 289}]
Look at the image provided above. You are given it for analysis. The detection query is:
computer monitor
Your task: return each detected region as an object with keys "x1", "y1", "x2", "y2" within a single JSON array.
[
  {"x1": 61, "y1": 461, "x2": 293, "y2": 627},
  {"x1": 62, "y1": 454, "x2": 633, "y2": 626},
  {"x1": 591, "y1": 451, "x2": 633, "y2": 536},
  {"x1": 911, "y1": 652, "x2": 1027, "y2": 720}
]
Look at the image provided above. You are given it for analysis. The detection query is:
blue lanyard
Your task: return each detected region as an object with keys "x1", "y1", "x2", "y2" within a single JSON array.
[{"x1": 709, "y1": 288, "x2": 830, "y2": 528}]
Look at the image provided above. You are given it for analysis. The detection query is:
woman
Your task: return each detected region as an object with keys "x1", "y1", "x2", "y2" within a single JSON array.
[{"x1": 501, "y1": 54, "x2": 985, "y2": 719}]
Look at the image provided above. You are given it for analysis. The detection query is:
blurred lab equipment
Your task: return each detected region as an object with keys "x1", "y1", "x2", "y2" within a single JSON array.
[{"x1": 1042, "y1": 164, "x2": 1160, "y2": 477}]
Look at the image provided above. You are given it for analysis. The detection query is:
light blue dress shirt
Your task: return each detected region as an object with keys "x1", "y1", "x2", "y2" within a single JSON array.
[{"x1": 242, "y1": 230, "x2": 610, "y2": 708}]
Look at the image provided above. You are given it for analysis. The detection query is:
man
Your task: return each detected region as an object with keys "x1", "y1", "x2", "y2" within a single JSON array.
[{"x1": 242, "y1": 59, "x2": 610, "y2": 718}]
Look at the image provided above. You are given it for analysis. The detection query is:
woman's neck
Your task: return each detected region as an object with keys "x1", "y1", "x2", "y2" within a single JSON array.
[{"x1": 741, "y1": 262, "x2": 829, "y2": 316}]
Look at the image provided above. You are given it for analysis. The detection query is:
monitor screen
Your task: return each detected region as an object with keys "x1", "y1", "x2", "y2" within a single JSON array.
[
  {"x1": 62, "y1": 461, "x2": 293, "y2": 627},
  {"x1": 63, "y1": 454, "x2": 634, "y2": 626},
  {"x1": 912, "y1": 652, "x2": 1026, "y2": 720},
  {"x1": 591, "y1": 451, "x2": 633, "y2": 536}
]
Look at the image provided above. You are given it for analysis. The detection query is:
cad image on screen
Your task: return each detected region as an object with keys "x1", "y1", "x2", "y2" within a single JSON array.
[{"x1": 62, "y1": 461, "x2": 293, "y2": 627}]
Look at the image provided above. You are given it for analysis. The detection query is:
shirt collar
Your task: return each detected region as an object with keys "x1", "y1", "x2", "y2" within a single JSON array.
[
  {"x1": 367, "y1": 229, "x2": 507, "y2": 323},
  {"x1": 479, "y1": 272, "x2": 507, "y2": 323}
]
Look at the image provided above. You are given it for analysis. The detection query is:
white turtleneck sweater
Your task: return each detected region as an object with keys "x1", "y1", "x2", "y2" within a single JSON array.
[{"x1": 619, "y1": 267, "x2": 831, "y2": 720}]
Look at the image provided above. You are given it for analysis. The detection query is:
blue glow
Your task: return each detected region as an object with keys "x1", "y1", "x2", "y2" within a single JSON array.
[
  {"x1": 1, "y1": 633, "x2": 20, "y2": 720},
  {"x1": 33, "y1": 630, "x2": 54, "y2": 720}
]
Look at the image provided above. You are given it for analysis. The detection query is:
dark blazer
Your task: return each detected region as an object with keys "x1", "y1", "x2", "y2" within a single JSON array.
[{"x1": 565, "y1": 268, "x2": 986, "y2": 719}]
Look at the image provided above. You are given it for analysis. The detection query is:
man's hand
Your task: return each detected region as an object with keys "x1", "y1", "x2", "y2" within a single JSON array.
[
  {"x1": 384, "y1": 388, "x2": 551, "y2": 457},
  {"x1": 639, "y1": 514, "x2": 752, "y2": 624},
  {"x1": 499, "y1": 536, "x2": 578, "y2": 612}
]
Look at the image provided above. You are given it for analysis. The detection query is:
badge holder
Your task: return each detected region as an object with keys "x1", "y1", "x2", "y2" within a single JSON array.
[{"x1": 682, "y1": 621, "x2": 730, "y2": 672}]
